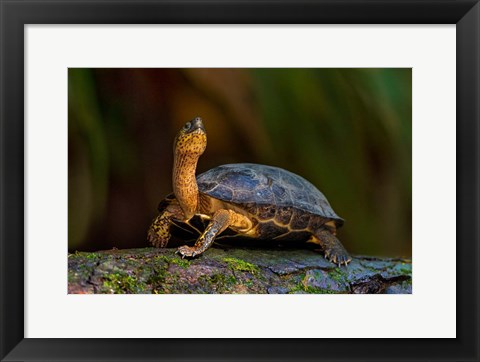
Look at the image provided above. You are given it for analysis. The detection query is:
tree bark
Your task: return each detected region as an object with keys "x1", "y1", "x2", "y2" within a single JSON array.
[{"x1": 68, "y1": 246, "x2": 412, "y2": 294}]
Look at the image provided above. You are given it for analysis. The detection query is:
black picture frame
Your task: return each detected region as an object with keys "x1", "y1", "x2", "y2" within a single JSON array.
[{"x1": 1, "y1": 1, "x2": 478, "y2": 361}]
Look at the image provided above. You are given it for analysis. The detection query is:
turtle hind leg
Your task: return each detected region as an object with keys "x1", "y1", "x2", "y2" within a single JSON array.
[
  {"x1": 147, "y1": 202, "x2": 185, "y2": 248},
  {"x1": 311, "y1": 229, "x2": 351, "y2": 266}
]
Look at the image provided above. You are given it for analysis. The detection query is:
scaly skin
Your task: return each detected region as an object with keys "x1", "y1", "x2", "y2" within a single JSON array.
[
  {"x1": 148, "y1": 117, "x2": 251, "y2": 258},
  {"x1": 176, "y1": 209, "x2": 231, "y2": 258},
  {"x1": 147, "y1": 201, "x2": 185, "y2": 247},
  {"x1": 148, "y1": 116, "x2": 351, "y2": 266},
  {"x1": 172, "y1": 118, "x2": 207, "y2": 220},
  {"x1": 311, "y1": 229, "x2": 351, "y2": 266}
]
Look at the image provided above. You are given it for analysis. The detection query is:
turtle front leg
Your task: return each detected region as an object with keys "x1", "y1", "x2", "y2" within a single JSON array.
[
  {"x1": 177, "y1": 209, "x2": 250, "y2": 258},
  {"x1": 147, "y1": 203, "x2": 185, "y2": 248},
  {"x1": 176, "y1": 209, "x2": 231, "y2": 258},
  {"x1": 312, "y1": 229, "x2": 351, "y2": 266}
]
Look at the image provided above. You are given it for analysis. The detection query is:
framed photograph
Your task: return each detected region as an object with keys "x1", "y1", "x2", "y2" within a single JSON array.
[
  {"x1": 67, "y1": 67, "x2": 413, "y2": 296},
  {"x1": 1, "y1": 1, "x2": 478, "y2": 361}
]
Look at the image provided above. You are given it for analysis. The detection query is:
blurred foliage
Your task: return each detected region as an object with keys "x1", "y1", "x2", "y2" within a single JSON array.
[{"x1": 69, "y1": 68, "x2": 411, "y2": 257}]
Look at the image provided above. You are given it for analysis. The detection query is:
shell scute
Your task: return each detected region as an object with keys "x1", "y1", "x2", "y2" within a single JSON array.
[
  {"x1": 271, "y1": 183, "x2": 287, "y2": 199},
  {"x1": 211, "y1": 184, "x2": 234, "y2": 201},
  {"x1": 199, "y1": 181, "x2": 217, "y2": 192},
  {"x1": 257, "y1": 204, "x2": 277, "y2": 220},
  {"x1": 220, "y1": 168, "x2": 263, "y2": 190},
  {"x1": 276, "y1": 206, "x2": 294, "y2": 225},
  {"x1": 254, "y1": 187, "x2": 274, "y2": 203},
  {"x1": 197, "y1": 163, "x2": 343, "y2": 223},
  {"x1": 290, "y1": 211, "x2": 311, "y2": 230}
]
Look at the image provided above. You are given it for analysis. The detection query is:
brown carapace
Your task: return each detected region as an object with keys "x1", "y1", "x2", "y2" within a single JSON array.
[{"x1": 148, "y1": 117, "x2": 351, "y2": 266}]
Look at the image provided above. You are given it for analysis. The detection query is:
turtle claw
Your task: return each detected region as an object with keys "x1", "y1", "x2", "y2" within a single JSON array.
[
  {"x1": 176, "y1": 245, "x2": 201, "y2": 259},
  {"x1": 342, "y1": 255, "x2": 352, "y2": 266},
  {"x1": 325, "y1": 249, "x2": 351, "y2": 267}
]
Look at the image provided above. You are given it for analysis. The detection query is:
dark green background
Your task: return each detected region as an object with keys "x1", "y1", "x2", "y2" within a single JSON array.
[{"x1": 68, "y1": 68, "x2": 412, "y2": 257}]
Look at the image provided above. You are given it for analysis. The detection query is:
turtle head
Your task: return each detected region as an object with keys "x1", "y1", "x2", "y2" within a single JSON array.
[{"x1": 174, "y1": 117, "x2": 207, "y2": 156}]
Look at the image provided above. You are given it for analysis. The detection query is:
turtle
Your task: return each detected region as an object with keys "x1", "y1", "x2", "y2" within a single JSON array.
[{"x1": 147, "y1": 117, "x2": 351, "y2": 266}]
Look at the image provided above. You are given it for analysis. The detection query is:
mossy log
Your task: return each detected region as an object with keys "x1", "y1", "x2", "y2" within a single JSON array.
[{"x1": 68, "y1": 246, "x2": 411, "y2": 294}]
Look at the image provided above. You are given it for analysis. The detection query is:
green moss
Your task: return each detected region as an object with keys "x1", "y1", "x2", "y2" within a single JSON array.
[
  {"x1": 287, "y1": 272, "x2": 343, "y2": 294},
  {"x1": 148, "y1": 268, "x2": 167, "y2": 284},
  {"x1": 170, "y1": 258, "x2": 191, "y2": 268},
  {"x1": 305, "y1": 285, "x2": 336, "y2": 294},
  {"x1": 84, "y1": 252, "x2": 99, "y2": 260},
  {"x1": 398, "y1": 266, "x2": 412, "y2": 275},
  {"x1": 223, "y1": 257, "x2": 259, "y2": 274},
  {"x1": 208, "y1": 273, "x2": 228, "y2": 284},
  {"x1": 289, "y1": 284, "x2": 305, "y2": 293},
  {"x1": 289, "y1": 283, "x2": 338, "y2": 294},
  {"x1": 154, "y1": 255, "x2": 190, "y2": 268},
  {"x1": 207, "y1": 273, "x2": 237, "y2": 286},
  {"x1": 328, "y1": 268, "x2": 347, "y2": 283},
  {"x1": 67, "y1": 271, "x2": 76, "y2": 285},
  {"x1": 103, "y1": 273, "x2": 147, "y2": 294},
  {"x1": 196, "y1": 272, "x2": 238, "y2": 293},
  {"x1": 72, "y1": 251, "x2": 99, "y2": 261}
]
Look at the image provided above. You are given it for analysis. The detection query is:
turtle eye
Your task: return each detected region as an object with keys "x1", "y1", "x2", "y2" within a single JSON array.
[{"x1": 183, "y1": 122, "x2": 191, "y2": 131}]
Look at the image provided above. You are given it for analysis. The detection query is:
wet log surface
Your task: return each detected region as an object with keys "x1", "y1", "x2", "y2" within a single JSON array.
[{"x1": 68, "y1": 246, "x2": 412, "y2": 294}]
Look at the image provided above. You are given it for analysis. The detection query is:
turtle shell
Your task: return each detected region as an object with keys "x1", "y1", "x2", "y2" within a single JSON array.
[{"x1": 197, "y1": 163, "x2": 343, "y2": 224}]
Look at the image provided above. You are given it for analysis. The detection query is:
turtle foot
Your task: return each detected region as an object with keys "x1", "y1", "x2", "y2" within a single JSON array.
[
  {"x1": 313, "y1": 229, "x2": 351, "y2": 267},
  {"x1": 324, "y1": 248, "x2": 351, "y2": 267},
  {"x1": 147, "y1": 229, "x2": 170, "y2": 248},
  {"x1": 176, "y1": 245, "x2": 202, "y2": 259}
]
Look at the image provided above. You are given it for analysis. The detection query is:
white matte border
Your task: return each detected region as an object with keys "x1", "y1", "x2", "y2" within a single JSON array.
[{"x1": 25, "y1": 25, "x2": 456, "y2": 338}]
